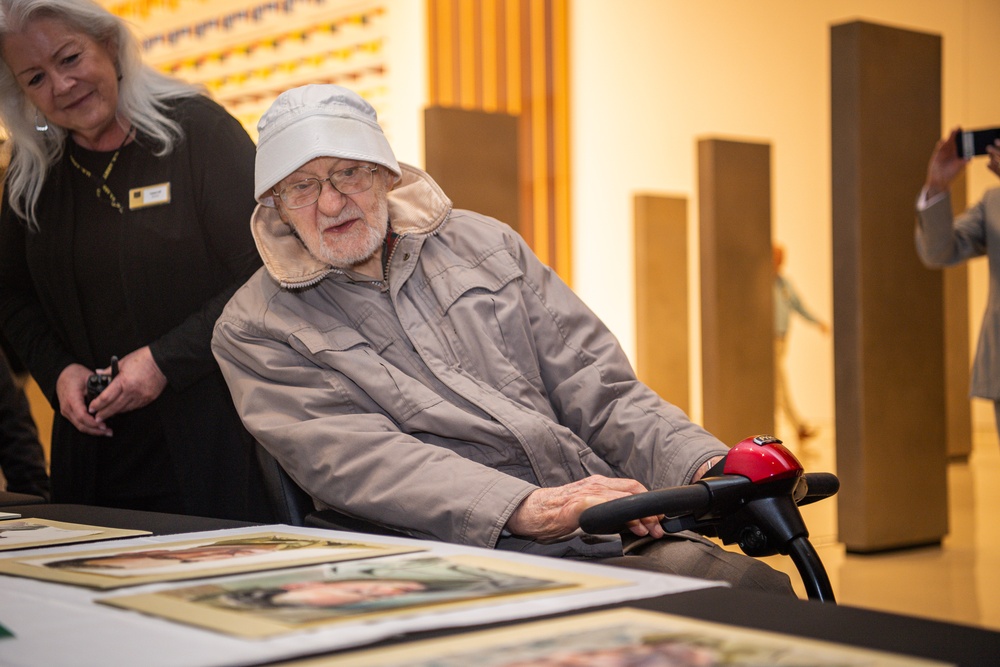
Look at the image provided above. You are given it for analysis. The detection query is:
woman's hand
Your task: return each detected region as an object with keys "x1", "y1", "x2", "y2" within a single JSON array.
[
  {"x1": 56, "y1": 363, "x2": 112, "y2": 436},
  {"x1": 86, "y1": 346, "x2": 167, "y2": 424}
]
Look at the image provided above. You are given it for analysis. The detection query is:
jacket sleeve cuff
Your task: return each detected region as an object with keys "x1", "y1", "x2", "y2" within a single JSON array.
[
  {"x1": 917, "y1": 186, "x2": 948, "y2": 212},
  {"x1": 467, "y1": 475, "x2": 537, "y2": 549}
]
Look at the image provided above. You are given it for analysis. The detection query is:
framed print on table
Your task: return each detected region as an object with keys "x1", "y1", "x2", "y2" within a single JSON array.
[
  {"x1": 100, "y1": 554, "x2": 630, "y2": 638},
  {"x1": 0, "y1": 532, "x2": 423, "y2": 589},
  {"x1": 271, "y1": 608, "x2": 952, "y2": 667},
  {"x1": 0, "y1": 519, "x2": 149, "y2": 552}
]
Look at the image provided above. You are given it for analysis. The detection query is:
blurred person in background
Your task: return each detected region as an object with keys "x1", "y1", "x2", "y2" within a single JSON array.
[
  {"x1": 772, "y1": 243, "x2": 829, "y2": 447},
  {"x1": 916, "y1": 128, "x2": 1000, "y2": 439}
]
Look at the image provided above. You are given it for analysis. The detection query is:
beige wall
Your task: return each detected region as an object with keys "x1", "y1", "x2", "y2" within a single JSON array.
[{"x1": 570, "y1": 0, "x2": 1000, "y2": 435}]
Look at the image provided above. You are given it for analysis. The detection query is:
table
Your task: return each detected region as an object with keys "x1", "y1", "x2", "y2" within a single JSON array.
[
  {"x1": 4, "y1": 504, "x2": 999, "y2": 666},
  {"x1": 3, "y1": 502, "x2": 255, "y2": 535}
]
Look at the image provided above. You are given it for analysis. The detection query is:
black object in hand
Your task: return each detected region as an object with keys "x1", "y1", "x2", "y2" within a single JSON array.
[
  {"x1": 956, "y1": 126, "x2": 1000, "y2": 159},
  {"x1": 85, "y1": 356, "x2": 119, "y2": 406}
]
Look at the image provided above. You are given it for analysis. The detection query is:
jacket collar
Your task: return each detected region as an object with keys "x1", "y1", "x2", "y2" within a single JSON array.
[{"x1": 250, "y1": 163, "x2": 452, "y2": 289}]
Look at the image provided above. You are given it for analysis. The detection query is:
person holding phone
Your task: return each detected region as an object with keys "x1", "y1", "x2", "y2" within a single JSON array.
[{"x1": 916, "y1": 127, "x2": 1000, "y2": 438}]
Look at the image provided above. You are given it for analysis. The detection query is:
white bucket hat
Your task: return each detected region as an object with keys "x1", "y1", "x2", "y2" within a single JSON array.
[{"x1": 254, "y1": 84, "x2": 401, "y2": 205}]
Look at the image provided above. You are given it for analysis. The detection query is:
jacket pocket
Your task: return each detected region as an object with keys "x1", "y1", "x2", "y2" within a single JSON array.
[
  {"x1": 292, "y1": 322, "x2": 445, "y2": 423},
  {"x1": 424, "y1": 249, "x2": 543, "y2": 391},
  {"x1": 424, "y1": 246, "x2": 524, "y2": 313}
]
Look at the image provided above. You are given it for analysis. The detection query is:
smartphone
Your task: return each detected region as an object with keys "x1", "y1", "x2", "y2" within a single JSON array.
[{"x1": 955, "y1": 127, "x2": 1000, "y2": 159}]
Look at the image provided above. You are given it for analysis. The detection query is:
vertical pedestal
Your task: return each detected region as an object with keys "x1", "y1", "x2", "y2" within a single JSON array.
[
  {"x1": 634, "y1": 194, "x2": 690, "y2": 415},
  {"x1": 698, "y1": 139, "x2": 774, "y2": 446},
  {"x1": 424, "y1": 106, "x2": 521, "y2": 233},
  {"x1": 831, "y1": 20, "x2": 948, "y2": 552}
]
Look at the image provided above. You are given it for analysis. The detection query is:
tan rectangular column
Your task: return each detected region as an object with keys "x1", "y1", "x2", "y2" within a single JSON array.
[
  {"x1": 698, "y1": 139, "x2": 774, "y2": 446},
  {"x1": 831, "y1": 20, "x2": 948, "y2": 552},
  {"x1": 634, "y1": 195, "x2": 690, "y2": 415},
  {"x1": 424, "y1": 106, "x2": 521, "y2": 233}
]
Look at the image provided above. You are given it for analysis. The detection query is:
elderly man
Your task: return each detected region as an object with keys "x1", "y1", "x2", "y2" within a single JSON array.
[{"x1": 212, "y1": 84, "x2": 792, "y2": 594}]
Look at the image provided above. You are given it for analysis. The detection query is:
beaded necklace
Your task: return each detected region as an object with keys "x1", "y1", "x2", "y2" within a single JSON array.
[{"x1": 69, "y1": 125, "x2": 133, "y2": 214}]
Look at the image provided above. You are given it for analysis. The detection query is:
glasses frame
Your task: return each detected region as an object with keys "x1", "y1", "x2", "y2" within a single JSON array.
[{"x1": 273, "y1": 165, "x2": 380, "y2": 210}]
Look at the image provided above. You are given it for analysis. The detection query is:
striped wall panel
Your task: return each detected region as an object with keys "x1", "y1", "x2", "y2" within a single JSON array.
[{"x1": 427, "y1": 0, "x2": 571, "y2": 282}]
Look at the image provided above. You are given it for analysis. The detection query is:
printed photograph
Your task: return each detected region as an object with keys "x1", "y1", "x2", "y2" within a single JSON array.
[
  {"x1": 0, "y1": 532, "x2": 422, "y2": 589},
  {"x1": 273, "y1": 608, "x2": 952, "y2": 667},
  {"x1": 101, "y1": 554, "x2": 627, "y2": 637},
  {"x1": 0, "y1": 519, "x2": 149, "y2": 552}
]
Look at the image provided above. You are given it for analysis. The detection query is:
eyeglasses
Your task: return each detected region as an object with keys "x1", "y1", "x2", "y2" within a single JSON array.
[{"x1": 273, "y1": 165, "x2": 379, "y2": 209}]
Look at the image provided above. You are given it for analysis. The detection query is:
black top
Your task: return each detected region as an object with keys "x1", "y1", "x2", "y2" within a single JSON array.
[
  {"x1": 0, "y1": 95, "x2": 272, "y2": 521},
  {"x1": 69, "y1": 141, "x2": 174, "y2": 500}
]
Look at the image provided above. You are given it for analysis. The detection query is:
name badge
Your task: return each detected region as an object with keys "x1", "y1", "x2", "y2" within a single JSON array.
[{"x1": 129, "y1": 182, "x2": 171, "y2": 210}]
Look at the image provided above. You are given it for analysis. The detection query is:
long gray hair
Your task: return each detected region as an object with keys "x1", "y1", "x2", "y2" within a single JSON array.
[{"x1": 0, "y1": 0, "x2": 202, "y2": 229}]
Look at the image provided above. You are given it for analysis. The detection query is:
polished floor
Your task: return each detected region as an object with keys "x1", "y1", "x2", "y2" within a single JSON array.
[{"x1": 733, "y1": 425, "x2": 1000, "y2": 632}]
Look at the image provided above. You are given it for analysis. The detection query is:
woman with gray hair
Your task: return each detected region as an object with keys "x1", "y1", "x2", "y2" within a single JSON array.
[{"x1": 0, "y1": 0, "x2": 272, "y2": 521}]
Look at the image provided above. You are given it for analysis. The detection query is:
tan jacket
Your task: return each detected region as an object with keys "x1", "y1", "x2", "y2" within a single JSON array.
[
  {"x1": 212, "y1": 165, "x2": 728, "y2": 557},
  {"x1": 917, "y1": 188, "x2": 1000, "y2": 399}
]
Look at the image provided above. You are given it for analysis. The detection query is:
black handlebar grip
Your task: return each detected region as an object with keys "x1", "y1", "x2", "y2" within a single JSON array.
[
  {"x1": 579, "y1": 484, "x2": 712, "y2": 535},
  {"x1": 798, "y1": 472, "x2": 840, "y2": 506}
]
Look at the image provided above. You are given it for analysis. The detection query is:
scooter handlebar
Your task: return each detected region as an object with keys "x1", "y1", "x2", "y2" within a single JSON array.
[
  {"x1": 578, "y1": 484, "x2": 712, "y2": 535},
  {"x1": 798, "y1": 472, "x2": 840, "y2": 506},
  {"x1": 578, "y1": 472, "x2": 839, "y2": 535}
]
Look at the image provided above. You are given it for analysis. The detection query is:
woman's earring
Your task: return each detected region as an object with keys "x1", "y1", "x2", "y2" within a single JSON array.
[{"x1": 33, "y1": 109, "x2": 48, "y2": 132}]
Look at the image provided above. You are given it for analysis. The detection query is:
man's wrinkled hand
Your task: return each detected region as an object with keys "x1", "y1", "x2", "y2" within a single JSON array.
[{"x1": 506, "y1": 475, "x2": 664, "y2": 541}]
